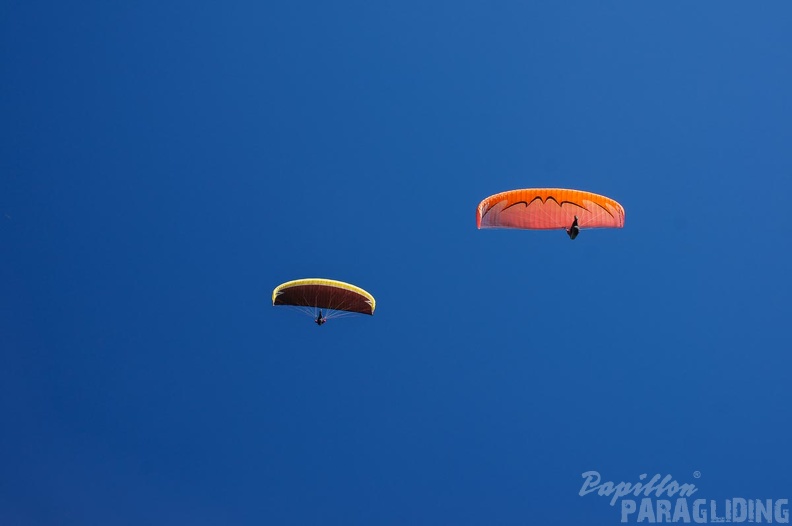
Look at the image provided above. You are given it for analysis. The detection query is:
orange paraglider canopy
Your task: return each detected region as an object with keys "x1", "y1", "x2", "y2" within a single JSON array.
[{"x1": 476, "y1": 188, "x2": 625, "y2": 230}]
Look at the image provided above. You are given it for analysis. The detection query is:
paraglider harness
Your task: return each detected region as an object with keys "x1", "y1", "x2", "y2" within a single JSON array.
[
  {"x1": 315, "y1": 310, "x2": 327, "y2": 326},
  {"x1": 567, "y1": 215, "x2": 580, "y2": 240}
]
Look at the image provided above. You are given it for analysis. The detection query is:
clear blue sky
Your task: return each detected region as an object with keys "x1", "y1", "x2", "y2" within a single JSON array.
[{"x1": 2, "y1": 1, "x2": 791, "y2": 524}]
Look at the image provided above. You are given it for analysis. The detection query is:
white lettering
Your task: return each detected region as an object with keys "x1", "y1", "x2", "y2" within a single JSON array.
[
  {"x1": 656, "y1": 500, "x2": 672, "y2": 523},
  {"x1": 579, "y1": 471, "x2": 601, "y2": 496},
  {"x1": 757, "y1": 499, "x2": 772, "y2": 522},
  {"x1": 693, "y1": 499, "x2": 707, "y2": 523},
  {"x1": 776, "y1": 499, "x2": 789, "y2": 524},
  {"x1": 710, "y1": 500, "x2": 726, "y2": 523},
  {"x1": 733, "y1": 498, "x2": 747, "y2": 523},
  {"x1": 578, "y1": 472, "x2": 698, "y2": 506},
  {"x1": 673, "y1": 498, "x2": 692, "y2": 523},
  {"x1": 638, "y1": 498, "x2": 656, "y2": 523},
  {"x1": 578, "y1": 471, "x2": 601, "y2": 497},
  {"x1": 621, "y1": 500, "x2": 637, "y2": 523}
]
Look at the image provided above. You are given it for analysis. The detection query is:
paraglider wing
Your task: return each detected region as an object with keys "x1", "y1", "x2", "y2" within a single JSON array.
[
  {"x1": 272, "y1": 278, "x2": 376, "y2": 315},
  {"x1": 476, "y1": 188, "x2": 625, "y2": 230}
]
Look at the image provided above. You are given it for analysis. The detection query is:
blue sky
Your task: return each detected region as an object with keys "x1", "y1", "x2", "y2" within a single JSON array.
[{"x1": 2, "y1": 1, "x2": 791, "y2": 524}]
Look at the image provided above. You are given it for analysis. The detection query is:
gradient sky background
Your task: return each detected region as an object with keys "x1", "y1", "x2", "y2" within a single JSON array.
[{"x1": 2, "y1": 1, "x2": 792, "y2": 524}]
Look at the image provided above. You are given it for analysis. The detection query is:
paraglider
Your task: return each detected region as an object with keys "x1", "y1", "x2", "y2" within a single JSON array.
[
  {"x1": 476, "y1": 188, "x2": 625, "y2": 239},
  {"x1": 272, "y1": 278, "x2": 375, "y2": 326}
]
